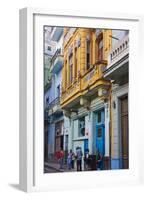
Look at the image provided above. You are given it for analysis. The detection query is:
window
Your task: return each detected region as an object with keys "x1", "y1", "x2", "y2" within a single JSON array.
[
  {"x1": 48, "y1": 46, "x2": 52, "y2": 51},
  {"x1": 98, "y1": 37, "x2": 103, "y2": 61},
  {"x1": 57, "y1": 84, "x2": 60, "y2": 98},
  {"x1": 97, "y1": 109, "x2": 104, "y2": 124},
  {"x1": 98, "y1": 112, "x2": 101, "y2": 123},
  {"x1": 75, "y1": 48, "x2": 78, "y2": 79},
  {"x1": 86, "y1": 40, "x2": 90, "y2": 70},
  {"x1": 97, "y1": 128, "x2": 102, "y2": 137},
  {"x1": 46, "y1": 97, "x2": 49, "y2": 102},
  {"x1": 55, "y1": 121, "x2": 63, "y2": 136},
  {"x1": 79, "y1": 117, "x2": 85, "y2": 137},
  {"x1": 65, "y1": 60, "x2": 67, "y2": 88},
  {"x1": 46, "y1": 97, "x2": 49, "y2": 107},
  {"x1": 69, "y1": 53, "x2": 73, "y2": 84}
]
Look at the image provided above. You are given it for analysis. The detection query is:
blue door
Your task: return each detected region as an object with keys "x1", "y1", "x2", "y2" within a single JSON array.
[
  {"x1": 84, "y1": 139, "x2": 89, "y2": 153},
  {"x1": 96, "y1": 124, "x2": 105, "y2": 156},
  {"x1": 95, "y1": 109, "x2": 105, "y2": 156}
]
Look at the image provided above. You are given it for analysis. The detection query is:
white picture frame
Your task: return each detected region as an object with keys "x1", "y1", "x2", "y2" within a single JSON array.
[{"x1": 19, "y1": 7, "x2": 144, "y2": 192}]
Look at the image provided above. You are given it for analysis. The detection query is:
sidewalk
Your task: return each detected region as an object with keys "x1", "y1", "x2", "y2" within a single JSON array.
[{"x1": 44, "y1": 161, "x2": 76, "y2": 173}]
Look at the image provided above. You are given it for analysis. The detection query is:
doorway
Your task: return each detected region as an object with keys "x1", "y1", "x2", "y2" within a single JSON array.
[
  {"x1": 120, "y1": 95, "x2": 129, "y2": 169},
  {"x1": 95, "y1": 109, "x2": 105, "y2": 156}
]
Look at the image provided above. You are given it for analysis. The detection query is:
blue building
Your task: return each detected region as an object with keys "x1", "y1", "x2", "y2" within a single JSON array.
[
  {"x1": 44, "y1": 27, "x2": 56, "y2": 161},
  {"x1": 44, "y1": 27, "x2": 67, "y2": 161}
]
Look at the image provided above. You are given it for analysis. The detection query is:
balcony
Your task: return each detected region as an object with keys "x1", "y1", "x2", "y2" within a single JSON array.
[
  {"x1": 50, "y1": 48, "x2": 63, "y2": 74},
  {"x1": 104, "y1": 34, "x2": 129, "y2": 85},
  {"x1": 60, "y1": 80, "x2": 81, "y2": 109},
  {"x1": 81, "y1": 62, "x2": 110, "y2": 97},
  {"x1": 50, "y1": 27, "x2": 63, "y2": 41},
  {"x1": 46, "y1": 97, "x2": 62, "y2": 116},
  {"x1": 60, "y1": 61, "x2": 110, "y2": 109}
]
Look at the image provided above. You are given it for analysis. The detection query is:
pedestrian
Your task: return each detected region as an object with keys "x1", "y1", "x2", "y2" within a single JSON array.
[
  {"x1": 96, "y1": 149, "x2": 103, "y2": 170},
  {"x1": 84, "y1": 148, "x2": 90, "y2": 170},
  {"x1": 67, "y1": 149, "x2": 73, "y2": 170},
  {"x1": 76, "y1": 146, "x2": 83, "y2": 171},
  {"x1": 71, "y1": 151, "x2": 75, "y2": 169},
  {"x1": 58, "y1": 148, "x2": 64, "y2": 169}
]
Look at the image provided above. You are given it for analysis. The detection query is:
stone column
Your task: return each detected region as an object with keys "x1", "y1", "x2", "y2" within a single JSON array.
[
  {"x1": 104, "y1": 102, "x2": 110, "y2": 157},
  {"x1": 89, "y1": 111, "x2": 94, "y2": 155},
  {"x1": 103, "y1": 102, "x2": 110, "y2": 169},
  {"x1": 68, "y1": 118, "x2": 73, "y2": 151}
]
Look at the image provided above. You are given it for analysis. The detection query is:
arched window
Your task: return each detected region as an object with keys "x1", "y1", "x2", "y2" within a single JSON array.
[
  {"x1": 98, "y1": 36, "x2": 103, "y2": 61},
  {"x1": 69, "y1": 53, "x2": 73, "y2": 84},
  {"x1": 86, "y1": 39, "x2": 91, "y2": 70},
  {"x1": 75, "y1": 47, "x2": 78, "y2": 79},
  {"x1": 65, "y1": 60, "x2": 67, "y2": 88}
]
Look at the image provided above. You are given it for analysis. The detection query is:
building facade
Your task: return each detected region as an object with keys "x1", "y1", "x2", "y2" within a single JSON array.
[
  {"x1": 44, "y1": 27, "x2": 56, "y2": 160},
  {"x1": 104, "y1": 30, "x2": 129, "y2": 169},
  {"x1": 44, "y1": 26, "x2": 129, "y2": 171},
  {"x1": 60, "y1": 28, "x2": 113, "y2": 169},
  {"x1": 60, "y1": 27, "x2": 129, "y2": 170},
  {"x1": 44, "y1": 27, "x2": 70, "y2": 161},
  {"x1": 44, "y1": 27, "x2": 56, "y2": 88}
]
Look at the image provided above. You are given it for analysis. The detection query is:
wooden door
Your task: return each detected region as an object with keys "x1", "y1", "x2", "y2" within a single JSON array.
[{"x1": 121, "y1": 96, "x2": 129, "y2": 169}]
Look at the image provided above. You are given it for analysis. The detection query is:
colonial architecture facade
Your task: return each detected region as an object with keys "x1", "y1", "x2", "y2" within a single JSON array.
[
  {"x1": 104, "y1": 30, "x2": 129, "y2": 169},
  {"x1": 60, "y1": 28, "x2": 129, "y2": 170},
  {"x1": 44, "y1": 26, "x2": 129, "y2": 171},
  {"x1": 44, "y1": 27, "x2": 67, "y2": 161},
  {"x1": 60, "y1": 28, "x2": 113, "y2": 169}
]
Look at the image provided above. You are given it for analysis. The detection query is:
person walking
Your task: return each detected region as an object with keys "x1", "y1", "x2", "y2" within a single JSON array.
[
  {"x1": 84, "y1": 148, "x2": 90, "y2": 170},
  {"x1": 67, "y1": 149, "x2": 73, "y2": 170},
  {"x1": 71, "y1": 151, "x2": 75, "y2": 169},
  {"x1": 96, "y1": 149, "x2": 103, "y2": 170},
  {"x1": 58, "y1": 148, "x2": 64, "y2": 169},
  {"x1": 76, "y1": 147, "x2": 83, "y2": 171}
]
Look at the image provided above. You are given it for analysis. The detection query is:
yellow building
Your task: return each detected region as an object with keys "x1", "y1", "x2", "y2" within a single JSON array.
[
  {"x1": 61, "y1": 28, "x2": 112, "y2": 110},
  {"x1": 60, "y1": 27, "x2": 112, "y2": 170}
]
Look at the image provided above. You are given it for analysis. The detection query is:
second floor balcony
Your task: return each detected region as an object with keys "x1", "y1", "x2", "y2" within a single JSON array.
[
  {"x1": 50, "y1": 48, "x2": 63, "y2": 74},
  {"x1": 104, "y1": 34, "x2": 129, "y2": 85},
  {"x1": 45, "y1": 97, "x2": 62, "y2": 116},
  {"x1": 60, "y1": 61, "x2": 110, "y2": 109}
]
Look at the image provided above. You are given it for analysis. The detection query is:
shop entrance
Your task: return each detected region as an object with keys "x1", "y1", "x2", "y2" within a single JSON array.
[{"x1": 55, "y1": 135, "x2": 63, "y2": 151}]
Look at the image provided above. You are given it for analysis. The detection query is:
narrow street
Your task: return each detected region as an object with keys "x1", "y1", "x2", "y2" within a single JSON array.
[{"x1": 44, "y1": 161, "x2": 76, "y2": 173}]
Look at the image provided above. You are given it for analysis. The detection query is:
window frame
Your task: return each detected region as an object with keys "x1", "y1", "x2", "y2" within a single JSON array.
[
  {"x1": 86, "y1": 38, "x2": 91, "y2": 70},
  {"x1": 97, "y1": 33, "x2": 103, "y2": 61},
  {"x1": 69, "y1": 53, "x2": 73, "y2": 84}
]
